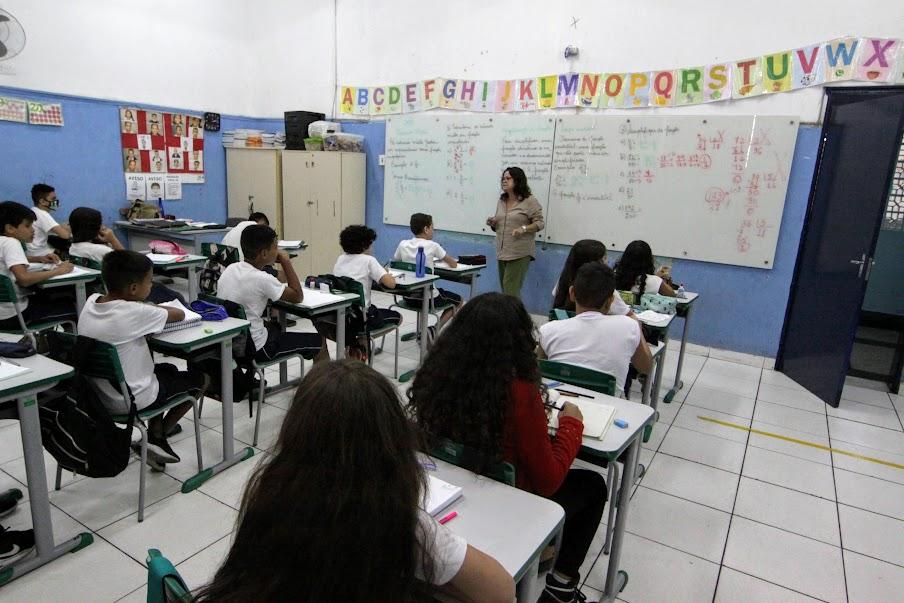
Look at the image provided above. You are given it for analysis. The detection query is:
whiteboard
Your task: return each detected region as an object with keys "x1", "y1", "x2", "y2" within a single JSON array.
[
  {"x1": 384, "y1": 115, "x2": 555, "y2": 236},
  {"x1": 383, "y1": 115, "x2": 799, "y2": 268},
  {"x1": 545, "y1": 116, "x2": 799, "y2": 268}
]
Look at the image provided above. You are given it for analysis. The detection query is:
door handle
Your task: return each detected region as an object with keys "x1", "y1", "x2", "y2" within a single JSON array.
[
  {"x1": 307, "y1": 200, "x2": 315, "y2": 206},
  {"x1": 248, "y1": 195, "x2": 254, "y2": 214},
  {"x1": 850, "y1": 253, "x2": 867, "y2": 278},
  {"x1": 333, "y1": 200, "x2": 336, "y2": 217}
]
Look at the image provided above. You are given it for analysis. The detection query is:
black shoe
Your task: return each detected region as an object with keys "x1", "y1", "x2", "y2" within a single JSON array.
[
  {"x1": 0, "y1": 489, "x2": 23, "y2": 519},
  {"x1": 165, "y1": 423, "x2": 183, "y2": 438},
  {"x1": 543, "y1": 573, "x2": 592, "y2": 603},
  {"x1": 146, "y1": 434, "x2": 180, "y2": 463},
  {"x1": 0, "y1": 527, "x2": 34, "y2": 563}
]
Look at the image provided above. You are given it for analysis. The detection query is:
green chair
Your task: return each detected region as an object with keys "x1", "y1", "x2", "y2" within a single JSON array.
[
  {"x1": 539, "y1": 359, "x2": 625, "y2": 557},
  {"x1": 199, "y1": 294, "x2": 309, "y2": 447},
  {"x1": 617, "y1": 290, "x2": 636, "y2": 306},
  {"x1": 146, "y1": 549, "x2": 192, "y2": 603},
  {"x1": 429, "y1": 437, "x2": 516, "y2": 487},
  {"x1": 0, "y1": 274, "x2": 76, "y2": 349},
  {"x1": 50, "y1": 333, "x2": 203, "y2": 522},
  {"x1": 388, "y1": 260, "x2": 457, "y2": 345},
  {"x1": 547, "y1": 308, "x2": 574, "y2": 322}
]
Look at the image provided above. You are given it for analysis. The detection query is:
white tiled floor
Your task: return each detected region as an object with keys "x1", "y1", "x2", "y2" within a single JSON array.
[{"x1": 2, "y1": 302, "x2": 904, "y2": 602}]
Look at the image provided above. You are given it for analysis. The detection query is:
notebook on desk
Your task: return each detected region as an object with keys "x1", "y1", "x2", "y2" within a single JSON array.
[
  {"x1": 0, "y1": 359, "x2": 31, "y2": 382},
  {"x1": 424, "y1": 475, "x2": 463, "y2": 516},
  {"x1": 157, "y1": 299, "x2": 203, "y2": 333},
  {"x1": 548, "y1": 391, "x2": 616, "y2": 440}
]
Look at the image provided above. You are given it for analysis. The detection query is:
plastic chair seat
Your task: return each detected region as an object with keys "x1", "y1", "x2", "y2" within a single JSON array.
[
  {"x1": 394, "y1": 297, "x2": 456, "y2": 312},
  {"x1": 111, "y1": 393, "x2": 196, "y2": 424}
]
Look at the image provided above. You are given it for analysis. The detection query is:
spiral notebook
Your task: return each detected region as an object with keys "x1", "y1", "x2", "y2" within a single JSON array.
[
  {"x1": 158, "y1": 299, "x2": 203, "y2": 333},
  {"x1": 548, "y1": 390, "x2": 617, "y2": 440},
  {"x1": 424, "y1": 475, "x2": 463, "y2": 517}
]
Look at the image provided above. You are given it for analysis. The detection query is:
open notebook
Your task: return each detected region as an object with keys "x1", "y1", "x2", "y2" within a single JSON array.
[
  {"x1": 158, "y1": 299, "x2": 203, "y2": 333},
  {"x1": 423, "y1": 475, "x2": 463, "y2": 517},
  {"x1": 0, "y1": 359, "x2": 31, "y2": 382},
  {"x1": 548, "y1": 390, "x2": 617, "y2": 440}
]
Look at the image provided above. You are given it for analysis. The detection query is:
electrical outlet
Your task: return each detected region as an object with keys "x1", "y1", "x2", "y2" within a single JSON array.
[{"x1": 378, "y1": 154, "x2": 386, "y2": 166}]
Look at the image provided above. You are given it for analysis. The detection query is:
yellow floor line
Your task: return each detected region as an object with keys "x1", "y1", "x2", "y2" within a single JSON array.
[{"x1": 697, "y1": 415, "x2": 904, "y2": 471}]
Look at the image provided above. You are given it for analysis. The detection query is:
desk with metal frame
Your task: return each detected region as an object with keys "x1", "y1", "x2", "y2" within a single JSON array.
[
  {"x1": 33, "y1": 266, "x2": 101, "y2": 315},
  {"x1": 433, "y1": 263, "x2": 486, "y2": 300},
  {"x1": 145, "y1": 254, "x2": 207, "y2": 302},
  {"x1": 663, "y1": 292, "x2": 699, "y2": 403},
  {"x1": 114, "y1": 222, "x2": 231, "y2": 254},
  {"x1": 378, "y1": 270, "x2": 439, "y2": 382}
]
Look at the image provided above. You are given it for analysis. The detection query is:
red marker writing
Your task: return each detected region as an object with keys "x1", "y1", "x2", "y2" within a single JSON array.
[{"x1": 438, "y1": 511, "x2": 458, "y2": 525}]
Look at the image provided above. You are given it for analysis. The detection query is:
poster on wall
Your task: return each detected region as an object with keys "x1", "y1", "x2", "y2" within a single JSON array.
[
  {"x1": 119, "y1": 106, "x2": 206, "y2": 196},
  {"x1": 0, "y1": 96, "x2": 28, "y2": 123}
]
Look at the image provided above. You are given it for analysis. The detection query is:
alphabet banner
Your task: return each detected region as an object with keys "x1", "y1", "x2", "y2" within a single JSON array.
[{"x1": 340, "y1": 37, "x2": 904, "y2": 116}]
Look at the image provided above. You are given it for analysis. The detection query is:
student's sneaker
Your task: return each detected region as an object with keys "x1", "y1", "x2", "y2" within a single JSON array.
[
  {"x1": 130, "y1": 443, "x2": 167, "y2": 471},
  {"x1": 543, "y1": 573, "x2": 593, "y2": 603},
  {"x1": 146, "y1": 434, "x2": 181, "y2": 464},
  {"x1": 0, "y1": 526, "x2": 34, "y2": 563},
  {"x1": 0, "y1": 489, "x2": 23, "y2": 519},
  {"x1": 165, "y1": 423, "x2": 183, "y2": 438}
]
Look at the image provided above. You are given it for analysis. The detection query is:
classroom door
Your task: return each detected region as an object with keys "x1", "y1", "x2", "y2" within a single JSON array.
[{"x1": 777, "y1": 87, "x2": 904, "y2": 407}]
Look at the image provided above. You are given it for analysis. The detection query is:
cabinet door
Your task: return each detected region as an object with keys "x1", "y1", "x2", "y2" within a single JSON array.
[
  {"x1": 226, "y1": 149, "x2": 282, "y2": 234},
  {"x1": 308, "y1": 153, "x2": 343, "y2": 274},
  {"x1": 281, "y1": 151, "x2": 315, "y2": 278},
  {"x1": 340, "y1": 153, "x2": 366, "y2": 226}
]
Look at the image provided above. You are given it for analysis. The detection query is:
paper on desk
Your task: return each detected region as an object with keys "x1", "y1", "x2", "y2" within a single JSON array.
[
  {"x1": 146, "y1": 253, "x2": 185, "y2": 263},
  {"x1": 424, "y1": 475, "x2": 463, "y2": 516},
  {"x1": 278, "y1": 240, "x2": 303, "y2": 249},
  {"x1": 0, "y1": 360, "x2": 31, "y2": 382},
  {"x1": 547, "y1": 390, "x2": 616, "y2": 440},
  {"x1": 635, "y1": 310, "x2": 671, "y2": 326}
]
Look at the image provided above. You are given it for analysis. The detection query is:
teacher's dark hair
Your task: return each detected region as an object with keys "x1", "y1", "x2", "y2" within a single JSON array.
[
  {"x1": 614, "y1": 239, "x2": 656, "y2": 295},
  {"x1": 553, "y1": 239, "x2": 607, "y2": 311},
  {"x1": 500, "y1": 167, "x2": 532, "y2": 200},
  {"x1": 194, "y1": 360, "x2": 434, "y2": 602},
  {"x1": 407, "y1": 293, "x2": 543, "y2": 466}
]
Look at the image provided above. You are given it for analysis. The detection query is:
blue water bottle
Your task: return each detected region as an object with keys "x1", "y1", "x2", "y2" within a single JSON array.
[
  {"x1": 157, "y1": 197, "x2": 165, "y2": 218},
  {"x1": 415, "y1": 246, "x2": 426, "y2": 278}
]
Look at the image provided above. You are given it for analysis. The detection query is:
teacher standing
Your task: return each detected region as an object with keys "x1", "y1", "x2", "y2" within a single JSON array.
[{"x1": 486, "y1": 167, "x2": 545, "y2": 298}]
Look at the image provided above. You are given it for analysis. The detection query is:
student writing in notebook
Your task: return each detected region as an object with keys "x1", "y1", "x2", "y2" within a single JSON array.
[
  {"x1": 194, "y1": 360, "x2": 514, "y2": 603},
  {"x1": 78, "y1": 250, "x2": 209, "y2": 469},
  {"x1": 68, "y1": 207, "x2": 186, "y2": 304},
  {"x1": 408, "y1": 293, "x2": 607, "y2": 603},
  {"x1": 393, "y1": 212, "x2": 462, "y2": 336},
  {"x1": 552, "y1": 239, "x2": 632, "y2": 316},
  {"x1": 540, "y1": 263, "x2": 653, "y2": 396}
]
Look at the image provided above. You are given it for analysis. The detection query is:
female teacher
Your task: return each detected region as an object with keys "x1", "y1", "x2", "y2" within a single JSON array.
[{"x1": 486, "y1": 167, "x2": 545, "y2": 298}]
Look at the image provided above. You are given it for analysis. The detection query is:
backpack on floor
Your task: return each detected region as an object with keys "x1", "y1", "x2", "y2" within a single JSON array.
[
  {"x1": 39, "y1": 334, "x2": 137, "y2": 478},
  {"x1": 304, "y1": 274, "x2": 370, "y2": 346}
]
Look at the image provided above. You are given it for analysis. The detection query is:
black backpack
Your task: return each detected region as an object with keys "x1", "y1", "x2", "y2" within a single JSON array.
[
  {"x1": 40, "y1": 335, "x2": 137, "y2": 478},
  {"x1": 199, "y1": 243, "x2": 240, "y2": 296},
  {"x1": 304, "y1": 274, "x2": 374, "y2": 346}
]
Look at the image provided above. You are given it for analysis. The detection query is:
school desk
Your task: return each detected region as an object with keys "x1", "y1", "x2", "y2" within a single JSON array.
[
  {"x1": 430, "y1": 457, "x2": 565, "y2": 602},
  {"x1": 149, "y1": 317, "x2": 252, "y2": 493},
  {"x1": 643, "y1": 342, "x2": 666, "y2": 442},
  {"x1": 33, "y1": 266, "x2": 101, "y2": 314},
  {"x1": 145, "y1": 254, "x2": 207, "y2": 302},
  {"x1": 114, "y1": 221, "x2": 230, "y2": 255},
  {"x1": 663, "y1": 292, "x2": 700, "y2": 404},
  {"x1": 376, "y1": 270, "x2": 439, "y2": 382},
  {"x1": 545, "y1": 380, "x2": 655, "y2": 602},
  {"x1": 0, "y1": 354, "x2": 92, "y2": 586},
  {"x1": 271, "y1": 288, "x2": 360, "y2": 385},
  {"x1": 433, "y1": 262, "x2": 486, "y2": 299}
]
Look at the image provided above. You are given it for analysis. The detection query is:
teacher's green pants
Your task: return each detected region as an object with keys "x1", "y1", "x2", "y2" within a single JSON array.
[{"x1": 498, "y1": 257, "x2": 532, "y2": 298}]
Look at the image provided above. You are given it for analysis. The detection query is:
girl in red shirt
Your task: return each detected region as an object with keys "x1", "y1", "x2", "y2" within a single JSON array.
[{"x1": 409, "y1": 293, "x2": 608, "y2": 603}]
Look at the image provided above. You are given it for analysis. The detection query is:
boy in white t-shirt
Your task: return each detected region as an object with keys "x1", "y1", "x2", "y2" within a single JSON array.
[
  {"x1": 78, "y1": 250, "x2": 209, "y2": 468},
  {"x1": 217, "y1": 224, "x2": 325, "y2": 362},
  {"x1": 221, "y1": 212, "x2": 270, "y2": 261},
  {"x1": 27, "y1": 184, "x2": 71, "y2": 257},
  {"x1": 0, "y1": 201, "x2": 77, "y2": 331},
  {"x1": 393, "y1": 213, "x2": 462, "y2": 333},
  {"x1": 538, "y1": 262, "x2": 653, "y2": 394}
]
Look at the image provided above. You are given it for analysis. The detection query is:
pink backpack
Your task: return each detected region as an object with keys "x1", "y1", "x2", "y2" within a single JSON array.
[{"x1": 148, "y1": 240, "x2": 188, "y2": 255}]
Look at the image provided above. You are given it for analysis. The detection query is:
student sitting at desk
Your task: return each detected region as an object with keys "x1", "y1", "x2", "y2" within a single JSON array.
[
  {"x1": 334, "y1": 224, "x2": 402, "y2": 330},
  {"x1": 194, "y1": 360, "x2": 515, "y2": 603},
  {"x1": 68, "y1": 207, "x2": 186, "y2": 305},
  {"x1": 552, "y1": 239, "x2": 631, "y2": 316},
  {"x1": 408, "y1": 293, "x2": 606, "y2": 603},
  {"x1": 393, "y1": 212, "x2": 462, "y2": 335},
  {"x1": 78, "y1": 250, "x2": 209, "y2": 469},
  {"x1": 0, "y1": 201, "x2": 76, "y2": 331},
  {"x1": 540, "y1": 263, "x2": 653, "y2": 396},
  {"x1": 613, "y1": 239, "x2": 676, "y2": 298},
  {"x1": 27, "y1": 184, "x2": 71, "y2": 257},
  {"x1": 217, "y1": 224, "x2": 326, "y2": 363},
  {"x1": 220, "y1": 212, "x2": 269, "y2": 260}
]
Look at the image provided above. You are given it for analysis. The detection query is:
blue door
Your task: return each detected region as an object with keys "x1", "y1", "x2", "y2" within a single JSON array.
[{"x1": 777, "y1": 87, "x2": 904, "y2": 407}]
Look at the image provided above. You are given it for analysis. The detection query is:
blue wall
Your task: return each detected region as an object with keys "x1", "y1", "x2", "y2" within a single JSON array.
[
  {"x1": 343, "y1": 120, "x2": 819, "y2": 358},
  {"x1": 0, "y1": 85, "x2": 282, "y2": 228},
  {"x1": 1, "y1": 85, "x2": 818, "y2": 357}
]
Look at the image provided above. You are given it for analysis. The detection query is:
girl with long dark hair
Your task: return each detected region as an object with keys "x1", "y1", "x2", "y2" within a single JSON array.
[
  {"x1": 552, "y1": 239, "x2": 629, "y2": 316},
  {"x1": 485, "y1": 167, "x2": 545, "y2": 298},
  {"x1": 408, "y1": 293, "x2": 607, "y2": 603},
  {"x1": 613, "y1": 240, "x2": 675, "y2": 298},
  {"x1": 194, "y1": 360, "x2": 513, "y2": 603}
]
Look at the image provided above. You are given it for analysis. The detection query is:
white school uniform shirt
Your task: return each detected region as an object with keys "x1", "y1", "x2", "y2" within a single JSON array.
[
  {"x1": 550, "y1": 283, "x2": 630, "y2": 316},
  {"x1": 633, "y1": 274, "x2": 663, "y2": 295},
  {"x1": 216, "y1": 261, "x2": 286, "y2": 350},
  {"x1": 416, "y1": 509, "x2": 468, "y2": 585},
  {"x1": 0, "y1": 236, "x2": 29, "y2": 320},
  {"x1": 221, "y1": 221, "x2": 255, "y2": 259},
  {"x1": 393, "y1": 238, "x2": 450, "y2": 299},
  {"x1": 69, "y1": 241, "x2": 113, "y2": 264},
  {"x1": 538, "y1": 311, "x2": 642, "y2": 393},
  {"x1": 333, "y1": 253, "x2": 386, "y2": 307},
  {"x1": 77, "y1": 294, "x2": 169, "y2": 413},
  {"x1": 27, "y1": 207, "x2": 60, "y2": 256}
]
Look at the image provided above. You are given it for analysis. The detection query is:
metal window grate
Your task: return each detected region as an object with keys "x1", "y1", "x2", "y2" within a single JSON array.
[{"x1": 883, "y1": 134, "x2": 904, "y2": 231}]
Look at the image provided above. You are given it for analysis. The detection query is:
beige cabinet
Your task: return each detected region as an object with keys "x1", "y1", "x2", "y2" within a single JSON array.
[
  {"x1": 281, "y1": 151, "x2": 365, "y2": 277},
  {"x1": 226, "y1": 148, "x2": 283, "y2": 236}
]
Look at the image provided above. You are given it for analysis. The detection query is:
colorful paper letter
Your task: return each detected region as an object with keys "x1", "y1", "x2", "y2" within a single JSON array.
[
  {"x1": 733, "y1": 58, "x2": 763, "y2": 98},
  {"x1": 855, "y1": 38, "x2": 900, "y2": 82},
  {"x1": 764, "y1": 52, "x2": 792, "y2": 93}
]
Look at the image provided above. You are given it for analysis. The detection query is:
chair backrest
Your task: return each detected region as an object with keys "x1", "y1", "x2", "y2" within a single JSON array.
[
  {"x1": 547, "y1": 308, "x2": 573, "y2": 321},
  {"x1": 201, "y1": 242, "x2": 240, "y2": 266},
  {"x1": 0, "y1": 274, "x2": 19, "y2": 304},
  {"x1": 429, "y1": 436, "x2": 516, "y2": 486},
  {"x1": 51, "y1": 332, "x2": 127, "y2": 383},
  {"x1": 390, "y1": 260, "x2": 434, "y2": 274},
  {"x1": 539, "y1": 359, "x2": 616, "y2": 396},
  {"x1": 146, "y1": 549, "x2": 192, "y2": 603},
  {"x1": 70, "y1": 255, "x2": 102, "y2": 271}
]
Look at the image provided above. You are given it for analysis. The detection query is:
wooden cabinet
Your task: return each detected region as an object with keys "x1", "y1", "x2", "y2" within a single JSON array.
[
  {"x1": 226, "y1": 148, "x2": 283, "y2": 236},
  {"x1": 281, "y1": 151, "x2": 365, "y2": 276}
]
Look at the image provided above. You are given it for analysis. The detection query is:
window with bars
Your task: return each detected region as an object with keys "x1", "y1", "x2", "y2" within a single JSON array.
[{"x1": 883, "y1": 135, "x2": 904, "y2": 231}]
